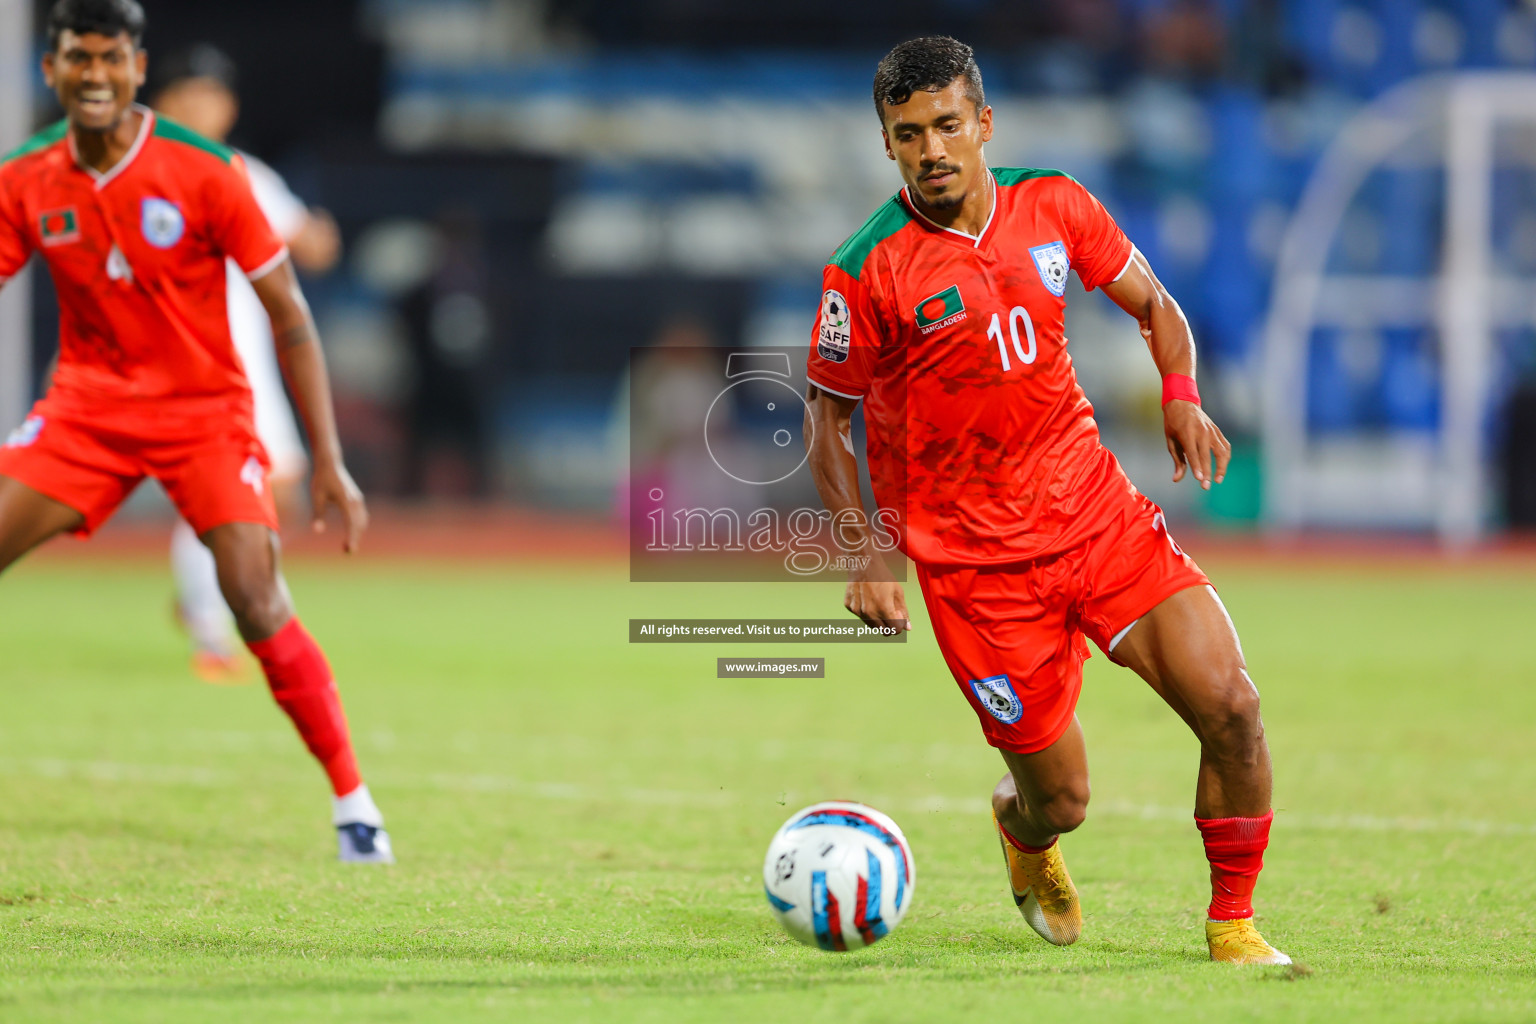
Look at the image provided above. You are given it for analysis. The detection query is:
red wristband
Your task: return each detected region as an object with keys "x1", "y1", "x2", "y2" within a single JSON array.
[{"x1": 1161, "y1": 373, "x2": 1200, "y2": 407}]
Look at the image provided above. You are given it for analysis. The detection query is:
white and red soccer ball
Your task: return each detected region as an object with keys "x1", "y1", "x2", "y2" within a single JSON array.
[{"x1": 762, "y1": 801, "x2": 915, "y2": 950}]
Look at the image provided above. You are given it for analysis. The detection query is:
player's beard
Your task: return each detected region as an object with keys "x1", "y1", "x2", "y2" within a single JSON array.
[
  {"x1": 926, "y1": 189, "x2": 964, "y2": 211},
  {"x1": 916, "y1": 164, "x2": 967, "y2": 210}
]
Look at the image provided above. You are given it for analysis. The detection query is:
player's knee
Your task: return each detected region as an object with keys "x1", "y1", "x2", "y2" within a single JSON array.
[
  {"x1": 1036, "y1": 783, "x2": 1090, "y2": 835},
  {"x1": 991, "y1": 775, "x2": 1019, "y2": 822},
  {"x1": 1200, "y1": 674, "x2": 1263, "y2": 757},
  {"x1": 219, "y1": 569, "x2": 290, "y2": 637}
]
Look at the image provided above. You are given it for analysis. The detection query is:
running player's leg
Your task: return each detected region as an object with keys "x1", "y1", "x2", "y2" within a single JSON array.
[
  {"x1": 202, "y1": 520, "x2": 391, "y2": 862},
  {"x1": 1112, "y1": 586, "x2": 1269, "y2": 818},
  {"x1": 916, "y1": 560, "x2": 1086, "y2": 945},
  {"x1": 1112, "y1": 585, "x2": 1288, "y2": 964},
  {"x1": 0, "y1": 475, "x2": 86, "y2": 572},
  {"x1": 1075, "y1": 498, "x2": 1285, "y2": 962},
  {"x1": 988, "y1": 720, "x2": 1088, "y2": 947},
  {"x1": 170, "y1": 387, "x2": 308, "y2": 680},
  {"x1": 991, "y1": 717, "x2": 1090, "y2": 847},
  {"x1": 156, "y1": 429, "x2": 391, "y2": 863}
]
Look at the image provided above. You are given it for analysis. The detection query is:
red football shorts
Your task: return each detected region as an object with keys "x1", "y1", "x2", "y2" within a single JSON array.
[
  {"x1": 916, "y1": 493, "x2": 1209, "y2": 755},
  {"x1": 0, "y1": 397, "x2": 278, "y2": 537}
]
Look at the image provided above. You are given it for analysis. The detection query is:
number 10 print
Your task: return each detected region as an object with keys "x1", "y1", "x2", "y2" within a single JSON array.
[{"x1": 989, "y1": 306, "x2": 1036, "y2": 371}]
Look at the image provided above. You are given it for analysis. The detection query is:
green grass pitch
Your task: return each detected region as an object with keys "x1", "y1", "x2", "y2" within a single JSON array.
[{"x1": 0, "y1": 551, "x2": 1533, "y2": 1022}]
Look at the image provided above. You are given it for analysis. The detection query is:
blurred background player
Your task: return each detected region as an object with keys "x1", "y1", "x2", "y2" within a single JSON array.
[
  {"x1": 150, "y1": 42, "x2": 343, "y2": 681},
  {"x1": 0, "y1": 0, "x2": 391, "y2": 862}
]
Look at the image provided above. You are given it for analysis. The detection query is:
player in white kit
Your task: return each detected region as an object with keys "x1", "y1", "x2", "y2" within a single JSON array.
[{"x1": 152, "y1": 45, "x2": 342, "y2": 680}]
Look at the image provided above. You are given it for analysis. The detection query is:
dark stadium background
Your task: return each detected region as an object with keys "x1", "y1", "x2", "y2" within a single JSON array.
[{"x1": 18, "y1": 0, "x2": 1536, "y2": 530}]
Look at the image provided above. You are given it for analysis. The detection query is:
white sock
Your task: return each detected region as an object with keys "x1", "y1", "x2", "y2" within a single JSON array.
[
  {"x1": 171, "y1": 518, "x2": 237, "y2": 655},
  {"x1": 332, "y1": 783, "x2": 385, "y2": 827}
]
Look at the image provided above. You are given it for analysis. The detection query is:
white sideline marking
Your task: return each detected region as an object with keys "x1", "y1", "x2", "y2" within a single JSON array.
[
  {"x1": 7, "y1": 757, "x2": 226, "y2": 787},
  {"x1": 2, "y1": 757, "x2": 1534, "y2": 837}
]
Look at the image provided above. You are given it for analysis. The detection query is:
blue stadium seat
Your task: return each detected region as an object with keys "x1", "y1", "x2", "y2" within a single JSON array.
[
  {"x1": 1379, "y1": 329, "x2": 1440, "y2": 430},
  {"x1": 1309, "y1": 330, "x2": 1360, "y2": 431}
]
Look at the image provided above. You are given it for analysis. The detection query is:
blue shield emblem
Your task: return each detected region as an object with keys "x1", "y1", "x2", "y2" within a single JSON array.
[
  {"x1": 141, "y1": 198, "x2": 185, "y2": 248},
  {"x1": 969, "y1": 674, "x2": 1024, "y2": 724},
  {"x1": 1029, "y1": 241, "x2": 1070, "y2": 297}
]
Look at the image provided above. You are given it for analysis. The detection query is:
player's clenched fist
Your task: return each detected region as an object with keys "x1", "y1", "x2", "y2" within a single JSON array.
[
  {"x1": 844, "y1": 580, "x2": 911, "y2": 634},
  {"x1": 1163, "y1": 400, "x2": 1231, "y2": 491}
]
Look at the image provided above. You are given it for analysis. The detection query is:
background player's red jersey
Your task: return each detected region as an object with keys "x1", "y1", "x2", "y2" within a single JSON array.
[
  {"x1": 807, "y1": 168, "x2": 1138, "y2": 567},
  {"x1": 0, "y1": 106, "x2": 286, "y2": 415}
]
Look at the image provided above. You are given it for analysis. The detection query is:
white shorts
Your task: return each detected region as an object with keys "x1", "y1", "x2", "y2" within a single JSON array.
[{"x1": 227, "y1": 261, "x2": 308, "y2": 482}]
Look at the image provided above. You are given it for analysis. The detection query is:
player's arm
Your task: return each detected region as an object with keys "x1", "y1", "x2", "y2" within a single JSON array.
[
  {"x1": 285, "y1": 207, "x2": 341, "y2": 274},
  {"x1": 0, "y1": 174, "x2": 33, "y2": 298},
  {"x1": 251, "y1": 259, "x2": 369, "y2": 552},
  {"x1": 247, "y1": 155, "x2": 342, "y2": 275},
  {"x1": 1101, "y1": 249, "x2": 1231, "y2": 490},
  {"x1": 803, "y1": 385, "x2": 910, "y2": 632}
]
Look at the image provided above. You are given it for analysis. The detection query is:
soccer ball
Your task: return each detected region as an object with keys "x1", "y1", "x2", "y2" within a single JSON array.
[{"x1": 762, "y1": 801, "x2": 915, "y2": 950}]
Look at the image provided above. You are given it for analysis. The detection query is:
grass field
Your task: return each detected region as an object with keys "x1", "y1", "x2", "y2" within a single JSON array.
[{"x1": 1, "y1": 549, "x2": 1533, "y2": 1022}]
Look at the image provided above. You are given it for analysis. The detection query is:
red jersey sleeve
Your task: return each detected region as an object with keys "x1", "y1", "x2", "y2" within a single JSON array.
[
  {"x1": 206, "y1": 153, "x2": 288, "y2": 280},
  {"x1": 807, "y1": 261, "x2": 885, "y2": 400},
  {"x1": 0, "y1": 172, "x2": 32, "y2": 285},
  {"x1": 1059, "y1": 178, "x2": 1134, "y2": 292}
]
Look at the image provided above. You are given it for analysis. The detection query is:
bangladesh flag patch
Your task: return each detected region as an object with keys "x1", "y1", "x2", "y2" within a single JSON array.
[
  {"x1": 913, "y1": 285, "x2": 966, "y2": 334},
  {"x1": 39, "y1": 207, "x2": 80, "y2": 246}
]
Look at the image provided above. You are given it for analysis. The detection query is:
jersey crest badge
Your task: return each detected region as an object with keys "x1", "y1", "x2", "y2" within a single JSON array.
[
  {"x1": 818, "y1": 289, "x2": 851, "y2": 363},
  {"x1": 914, "y1": 285, "x2": 966, "y2": 335},
  {"x1": 969, "y1": 674, "x2": 1023, "y2": 724},
  {"x1": 1029, "y1": 241, "x2": 1070, "y2": 297},
  {"x1": 141, "y1": 197, "x2": 185, "y2": 248},
  {"x1": 3, "y1": 415, "x2": 44, "y2": 448},
  {"x1": 38, "y1": 207, "x2": 80, "y2": 247}
]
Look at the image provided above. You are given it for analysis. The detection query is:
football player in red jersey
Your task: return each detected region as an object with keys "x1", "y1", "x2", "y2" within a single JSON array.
[
  {"x1": 0, "y1": 0, "x2": 392, "y2": 862},
  {"x1": 804, "y1": 37, "x2": 1286, "y2": 963}
]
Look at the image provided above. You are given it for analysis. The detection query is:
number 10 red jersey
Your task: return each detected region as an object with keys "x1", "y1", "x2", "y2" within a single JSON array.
[{"x1": 807, "y1": 168, "x2": 1141, "y2": 567}]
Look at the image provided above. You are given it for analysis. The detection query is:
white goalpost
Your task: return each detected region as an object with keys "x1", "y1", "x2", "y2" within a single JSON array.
[
  {"x1": 1262, "y1": 71, "x2": 1536, "y2": 546},
  {"x1": 0, "y1": 0, "x2": 31, "y2": 436}
]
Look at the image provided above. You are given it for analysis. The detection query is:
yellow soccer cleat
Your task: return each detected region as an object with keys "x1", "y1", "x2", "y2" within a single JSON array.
[
  {"x1": 993, "y1": 812, "x2": 1082, "y2": 946},
  {"x1": 1206, "y1": 918, "x2": 1292, "y2": 965}
]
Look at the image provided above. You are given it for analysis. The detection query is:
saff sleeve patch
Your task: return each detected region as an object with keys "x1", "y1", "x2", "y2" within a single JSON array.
[{"x1": 817, "y1": 289, "x2": 851, "y2": 363}]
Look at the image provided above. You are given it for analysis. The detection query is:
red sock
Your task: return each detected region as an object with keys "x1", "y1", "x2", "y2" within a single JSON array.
[
  {"x1": 247, "y1": 618, "x2": 361, "y2": 796},
  {"x1": 997, "y1": 820, "x2": 1057, "y2": 855},
  {"x1": 1195, "y1": 810, "x2": 1272, "y2": 920}
]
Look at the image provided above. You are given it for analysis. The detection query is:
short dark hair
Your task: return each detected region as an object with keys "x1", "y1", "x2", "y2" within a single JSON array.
[
  {"x1": 872, "y1": 36, "x2": 985, "y2": 124},
  {"x1": 153, "y1": 43, "x2": 238, "y2": 96},
  {"x1": 47, "y1": 0, "x2": 146, "y2": 51}
]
